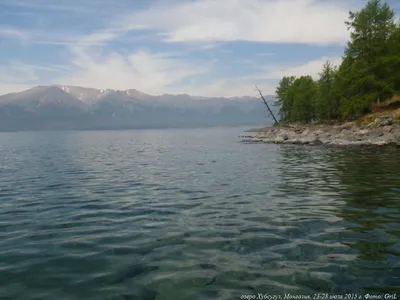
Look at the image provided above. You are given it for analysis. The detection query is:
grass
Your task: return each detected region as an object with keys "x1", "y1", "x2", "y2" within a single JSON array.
[
  {"x1": 355, "y1": 95, "x2": 400, "y2": 125},
  {"x1": 372, "y1": 95, "x2": 400, "y2": 111}
]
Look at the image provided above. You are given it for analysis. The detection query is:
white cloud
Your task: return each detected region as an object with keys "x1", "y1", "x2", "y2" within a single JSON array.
[
  {"x1": 0, "y1": 0, "x2": 354, "y2": 97},
  {"x1": 0, "y1": 47, "x2": 273, "y2": 97},
  {"x1": 0, "y1": 61, "x2": 73, "y2": 95},
  {"x1": 0, "y1": 0, "x2": 119, "y2": 14},
  {"x1": 256, "y1": 52, "x2": 276, "y2": 57},
  {"x1": 56, "y1": 47, "x2": 211, "y2": 95},
  {"x1": 117, "y1": 0, "x2": 351, "y2": 45},
  {"x1": 53, "y1": 45, "x2": 277, "y2": 97},
  {"x1": 0, "y1": 50, "x2": 344, "y2": 97},
  {"x1": 201, "y1": 44, "x2": 219, "y2": 51},
  {"x1": 5, "y1": 0, "x2": 352, "y2": 47},
  {"x1": 1, "y1": 0, "x2": 354, "y2": 47},
  {"x1": 0, "y1": 83, "x2": 35, "y2": 95},
  {"x1": 0, "y1": 28, "x2": 27, "y2": 39},
  {"x1": 253, "y1": 56, "x2": 343, "y2": 80},
  {"x1": 167, "y1": 79, "x2": 277, "y2": 98}
]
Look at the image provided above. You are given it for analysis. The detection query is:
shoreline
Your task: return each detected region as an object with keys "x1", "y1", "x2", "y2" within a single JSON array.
[{"x1": 240, "y1": 116, "x2": 400, "y2": 147}]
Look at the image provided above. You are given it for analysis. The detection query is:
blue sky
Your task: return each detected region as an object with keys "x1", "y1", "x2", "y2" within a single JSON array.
[{"x1": 1, "y1": 0, "x2": 399, "y2": 97}]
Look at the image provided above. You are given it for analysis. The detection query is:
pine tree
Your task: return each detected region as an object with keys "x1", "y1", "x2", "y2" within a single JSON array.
[
  {"x1": 274, "y1": 76, "x2": 296, "y2": 121},
  {"x1": 290, "y1": 76, "x2": 317, "y2": 123},
  {"x1": 272, "y1": 0, "x2": 400, "y2": 122},
  {"x1": 340, "y1": 0, "x2": 398, "y2": 117},
  {"x1": 385, "y1": 23, "x2": 400, "y2": 93},
  {"x1": 316, "y1": 61, "x2": 339, "y2": 120}
]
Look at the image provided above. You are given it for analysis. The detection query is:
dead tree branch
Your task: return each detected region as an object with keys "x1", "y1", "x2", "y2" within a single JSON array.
[{"x1": 255, "y1": 85, "x2": 279, "y2": 125}]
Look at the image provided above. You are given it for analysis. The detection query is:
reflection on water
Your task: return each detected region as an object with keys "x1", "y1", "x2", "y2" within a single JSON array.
[
  {"x1": 0, "y1": 128, "x2": 399, "y2": 299},
  {"x1": 277, "y1": 146, "x2": 400, "y2": 293}
]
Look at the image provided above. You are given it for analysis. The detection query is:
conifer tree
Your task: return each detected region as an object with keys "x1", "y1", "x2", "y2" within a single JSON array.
[
  {"x1": 273, "y1": 0, "x2": 400, "y2": 122},
  {"x1": 316, "y1": 61, "x2": 338, "y2": 120}
]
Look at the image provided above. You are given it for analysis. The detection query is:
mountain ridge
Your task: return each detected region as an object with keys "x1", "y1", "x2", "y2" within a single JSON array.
[{"x1": 0, "y1": 85, "x2": 277, "y2": 131}]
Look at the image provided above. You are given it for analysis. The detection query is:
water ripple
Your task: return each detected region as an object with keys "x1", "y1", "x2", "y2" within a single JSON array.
[{"x1": 0, "y1": 128, "x2": 399, "y2": 299}]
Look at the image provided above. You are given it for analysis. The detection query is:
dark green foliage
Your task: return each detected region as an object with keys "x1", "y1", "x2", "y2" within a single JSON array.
[
  {"x1": 275, "y1": 76, "x2": 317, "y2": 123},
  {"x1": 274, "y1": 0, "x2": 400, "y2": 122},
  {"x1": 291, "y1": 76, "x2": 317, "y2": 123},
  {"x1": 317, "y1": 61, "x2": 339, "y2": 120},
  {"x1": 274, "y1": 76, "x2": 296, "y2": 120}
]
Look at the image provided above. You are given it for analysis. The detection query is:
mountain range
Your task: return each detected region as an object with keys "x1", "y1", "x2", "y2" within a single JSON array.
[{"x1": 0, "y1": 85, "x2": 276, "y2": 131}]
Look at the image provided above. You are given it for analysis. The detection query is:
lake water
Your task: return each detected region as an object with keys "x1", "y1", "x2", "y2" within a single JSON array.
[{"x1": 0, "y1": 127, "x2": 399, "y2": 299}]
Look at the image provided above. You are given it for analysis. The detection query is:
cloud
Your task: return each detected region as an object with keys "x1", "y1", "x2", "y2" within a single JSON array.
[
  {"x1": 255, "y1": 52, "x2": 275, "y2": 57},
  {"x1": 0, "y1": 27, "x2": 113, "y2": 47},
  {"x1": 201, "y1": 44, "x2": 219, "y2": 51},
  {"x1": 0, "y1": 61, "x2": 72, "y2": 83},
  {"x1": 263, "y1": 56, "x2": 342, "y2": 79},
  {"x1": 1, "y1": 0, "x2": 353, "y2": 51},
  {"x1": 166, "y1": 79, "x2": 277, "y2": 98},
  {"x1": 0, "y1": 45, "x2": 271, "y2": 97},
  {"x1": 232, "y1": 59, "x2": 256, "y2": 64},
  {"x1": 0, "y1": 47, "x2": 344, "y2": 97},
  {"x1": 0, "y1": 61, "x2": 74, "y2": 97},
  {"x1": 0, "y1": 0, "x2": 355, "y2": 97},
  {"x1": 1, "y1": 0, "x2": 356, "y2": 47},
  {"x1": 116, "y1": 0, "x2": 351, "y2": 45},
  {"x1": 0, "y1": 64, "x2": 37, "y2": 84},
  {"x1": 56, "y1": 47, "x2": 211, "y2": 95},
  {"x1": 0, "y1": 83, "x2": 35, "y2": 95},
  {"x1": 250, "y1": 56, "x2": 343, "y2": 81},
  {"x1": 0, "y1": 27, "x2": 27, "y2": 39},
  {"x1": 0, "y1": 0, "x2": 130, "y2": 46},
  {"x1": 0, "y1": 0, "x2": 121, "y2": 14}
]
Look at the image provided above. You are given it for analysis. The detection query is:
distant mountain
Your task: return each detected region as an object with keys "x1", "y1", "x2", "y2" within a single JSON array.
[{"x1": 0, "y1": 85, "x2": 277, "y2": 131}]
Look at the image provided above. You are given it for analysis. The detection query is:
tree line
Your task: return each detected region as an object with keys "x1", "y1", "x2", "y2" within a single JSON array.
[{"x1": 274, "y1": 0, "x2": 400, "y2": 123}]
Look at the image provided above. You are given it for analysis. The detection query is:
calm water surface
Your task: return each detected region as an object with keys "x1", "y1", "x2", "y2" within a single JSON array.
[{"x1": 0, "y1": 127, "x2": 399, "y2": 299}]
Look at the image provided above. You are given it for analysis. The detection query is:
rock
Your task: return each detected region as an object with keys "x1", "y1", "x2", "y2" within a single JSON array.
[
  {"x1": 365, "y1": 130, "x2": 384, "y2": 139},
  {"x1": 350, "y1": 141, "x2": 368, "y2": 146},
  {"x1": 359, "y1": 129, "x2": 370, "y2": 135},
  {"x1": 372, "y1": 140, "x2": 388, "y2": 146},
  {"x1": 338, "y1": 123, "x2": 353, "y2": 130},
  {"x1": 242, "y1": 122, "x2": 400, "y2": 147},
  {"x1": 374, "y1": 116, "x2": 393, "y2": 126},
  {"x1": 328, "y1": 139, "x2": 349, "y2": 146},
  {"x1": 314, "y1": 129, "x2": 325, "y2": 136},
  {"x1": 382, "y1": 126, "x2": 393, "y2": 133},
  {"x1": 283, "y1": 139, "x2": 298, "y2": 144},
  {"x1": 318, "y1": 138, "x2": 330, "y2": 145},
  {"x1": 275, "y1": 134, "x2": 288, "y2": 143},
  {"x1": 300, "y1": 135, "x2": 318, "y2": 144},
  {"x1": 249, "y1": 137, "x2": 264, "y2": 142}
]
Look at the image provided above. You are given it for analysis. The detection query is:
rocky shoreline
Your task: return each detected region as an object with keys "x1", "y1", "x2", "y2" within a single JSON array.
[{"x1": 241, "y1": 116, "x2": 400, "y2": 147}]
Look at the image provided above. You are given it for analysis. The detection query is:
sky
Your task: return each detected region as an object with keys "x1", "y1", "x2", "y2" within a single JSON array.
[{"x1": 1, "y1": 0, "x2": 399, "y2": 97}]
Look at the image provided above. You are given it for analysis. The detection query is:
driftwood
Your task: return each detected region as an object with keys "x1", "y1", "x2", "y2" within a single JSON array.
[{"x1": 255, "y1": 86, "x2": 279, "y2": 125}]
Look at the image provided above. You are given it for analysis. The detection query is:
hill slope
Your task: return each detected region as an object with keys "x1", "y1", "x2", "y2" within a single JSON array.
[{"x1": 0, "y1": 86, "x2": 277, "y2": 131}]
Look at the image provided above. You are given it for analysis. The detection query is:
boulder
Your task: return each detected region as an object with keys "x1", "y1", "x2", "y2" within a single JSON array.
[
  {"x1": 371, "y1": 140, "x2": 388, "y2": 146},
  {"x1": 275, "y1": 134, "x2": 288, "y2": 143},
  {"x1": 382, "y1": 126, "x2": 393, "y2": 133},
  {"x1": 300, "y1": 135, "x2": 318, "y2": 144},
  {"x1": 314, "y1": 129, "x2": 326, "y2": 136},
  {"x1": 374, "y1": 116, "x2": 393, "y2": 127},
  {"x1": 241, "y1": 122, "x2": 400, "y2": 147}
]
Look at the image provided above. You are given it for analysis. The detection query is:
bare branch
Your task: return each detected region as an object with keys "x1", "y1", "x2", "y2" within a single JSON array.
[{"x1": 255, "y1": 85, "x2": 279, "y2": 125}]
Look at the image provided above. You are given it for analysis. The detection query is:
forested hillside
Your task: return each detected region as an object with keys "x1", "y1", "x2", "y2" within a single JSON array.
[{"x1": 274, "y1": 0, "x2": 400, "y2": 123}]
